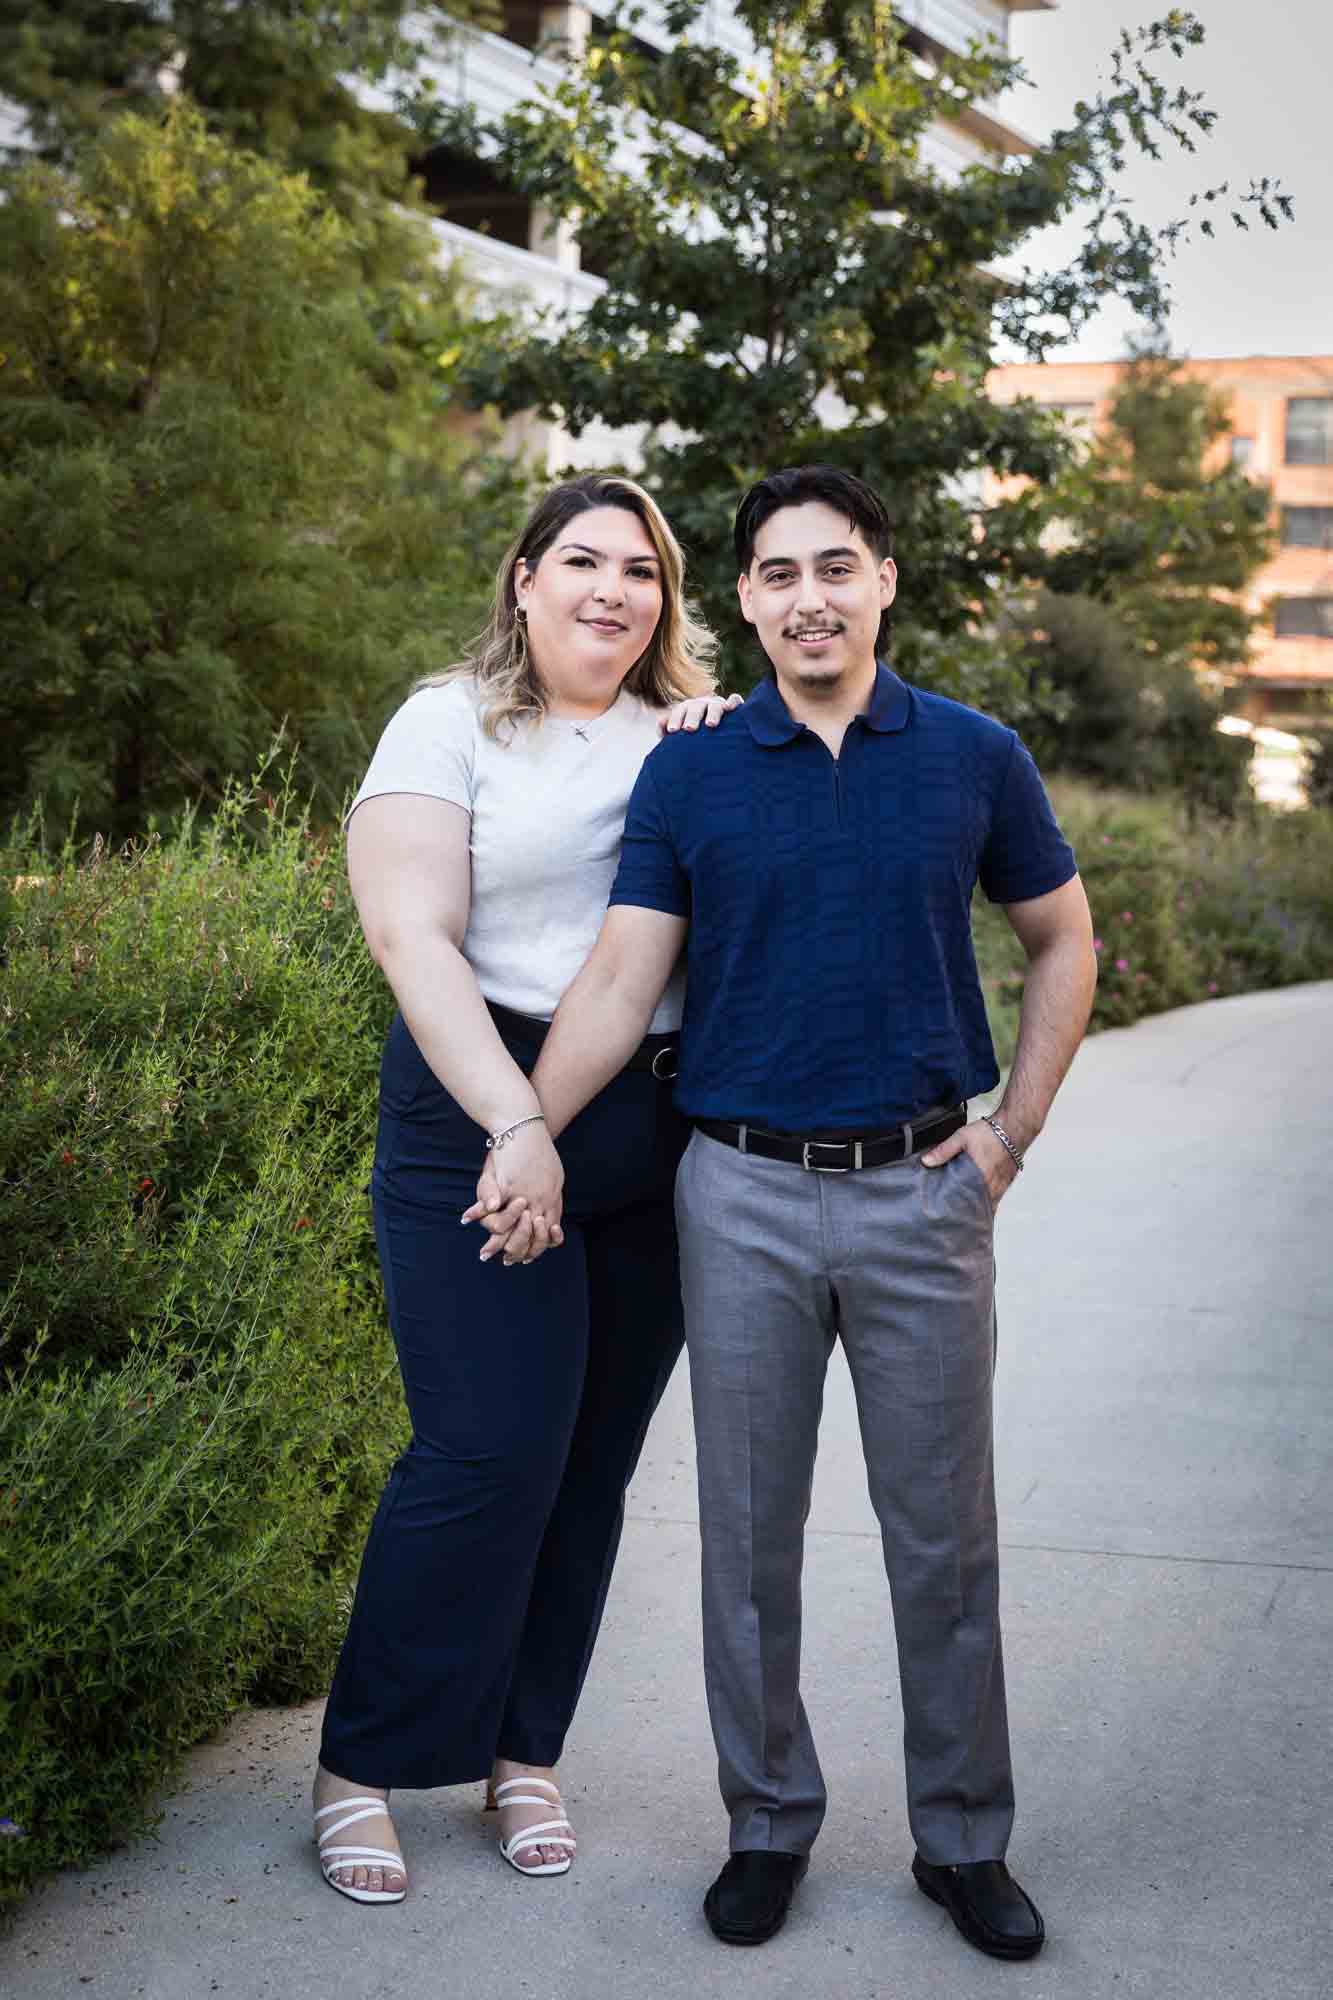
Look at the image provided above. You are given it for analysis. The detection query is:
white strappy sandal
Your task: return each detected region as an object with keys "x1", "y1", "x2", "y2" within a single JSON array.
[
  {"x1": 313, "y1": 1795, "x2": 407, "y2": 1904},
  {"x1": 492, "y1": 1775, "x2": 576, "y2": 1878}
]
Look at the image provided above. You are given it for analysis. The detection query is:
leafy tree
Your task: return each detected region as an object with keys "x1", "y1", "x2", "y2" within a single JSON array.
[
  {"x1": 452, "y1": 1, "x2": 1290, "y2": 696},
  {"x1": 1039, "y1": 341, "x2": 1275, "y2": 675},
  {"x1": 1002, "y1": 342, "x2": 1276, "y2": 811},
  {"x1": 0, "y1": 101, "x2": 525, "y2": 836},
  {"x1": 1006, "y1": 591, "x2": 1251, "y2": 813},
  {"x1": 0, "y1": 1, "x2": 496, "y2": 269}
]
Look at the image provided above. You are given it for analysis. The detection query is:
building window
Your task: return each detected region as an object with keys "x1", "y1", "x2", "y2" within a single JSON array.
[
  {"x1": 1046, "y1": 401, "x2": 1096, "y2": 434},
  {"x1": 1281, "y1": 507, "x2": 1333, "y2": 550},
  {"x1": 1230, "y1": 435, "x2": 1254, "y2": 469},
  {"x1": 1274, "y1": 597, "x2": 1333, "y2": 639},
  {"x1": 1284, "y1": 397, "x2": 1333, "y2": 466}
]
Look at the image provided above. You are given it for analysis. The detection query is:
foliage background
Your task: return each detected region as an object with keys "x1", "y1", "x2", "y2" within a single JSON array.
[
  {"x1": 0, "y1": 1, "x2": 499, "y2": 245},
  {"x1": 973, "y1": 781, "x2": 1333, "y2": 1064},
  {"x1": 0, "y1": 782, "x2": 399, "y2": 1923},
  {"x1": 0, "y1": 101, "x2": 527, "y2": 840}
]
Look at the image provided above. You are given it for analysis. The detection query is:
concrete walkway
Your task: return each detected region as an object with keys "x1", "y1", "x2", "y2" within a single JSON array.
[{"x1": 8, "y1": 984, "x2": 1330, "y2": 2000}]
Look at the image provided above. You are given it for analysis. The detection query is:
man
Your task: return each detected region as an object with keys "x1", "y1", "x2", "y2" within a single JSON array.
[{"x1": 472, "y1": 466, "x2": 1096, "y2": 1957}]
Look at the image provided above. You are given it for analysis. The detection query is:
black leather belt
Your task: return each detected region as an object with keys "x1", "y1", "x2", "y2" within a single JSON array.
[
  {"x1": 694, "y1": 1105, "x2": 966, "y2": 1173},
  {"x1": 487, "y1": 1001, "x2": 678, "y2": 1079}
]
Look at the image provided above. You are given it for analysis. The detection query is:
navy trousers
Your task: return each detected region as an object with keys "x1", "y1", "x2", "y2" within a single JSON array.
[{"x1": 320, "y1": 1011, "x2": 688, "y2": 1789}]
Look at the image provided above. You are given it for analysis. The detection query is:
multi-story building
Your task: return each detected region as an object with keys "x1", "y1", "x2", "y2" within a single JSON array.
[
  {"x1": 399, "y1": 3, "x2": 1055, "y2": 464},
  {"x1": 985, "y1": 354, "x2": 1333, "y2": 743}
]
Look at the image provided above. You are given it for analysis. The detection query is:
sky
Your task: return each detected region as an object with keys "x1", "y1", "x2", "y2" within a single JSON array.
[{"x1": 995, "y1": 0, "x2": 1333, "y2": 364}]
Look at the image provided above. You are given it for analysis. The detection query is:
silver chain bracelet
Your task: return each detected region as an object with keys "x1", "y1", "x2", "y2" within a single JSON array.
[
  {"x1": 981, "y1": 1114, "x2": 1024, "y2": 1173},
  {"x1": 485, "y1": 1112, "x2": 546, "y2": 1152}
]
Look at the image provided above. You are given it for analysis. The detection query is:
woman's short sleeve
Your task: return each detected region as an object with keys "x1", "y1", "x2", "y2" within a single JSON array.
[{"x1": 346, "y1": 683, "x2": 477, "y2": 823}]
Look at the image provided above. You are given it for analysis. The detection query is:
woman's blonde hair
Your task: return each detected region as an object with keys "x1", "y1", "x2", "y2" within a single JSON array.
[{"x1": 419, "y1": 472, "x2": 718, "y2": 735}]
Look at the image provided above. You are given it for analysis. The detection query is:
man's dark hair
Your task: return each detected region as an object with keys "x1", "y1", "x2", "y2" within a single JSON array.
[{"x1": 733, "y1": 465, "x2": 895, "y2": 573}]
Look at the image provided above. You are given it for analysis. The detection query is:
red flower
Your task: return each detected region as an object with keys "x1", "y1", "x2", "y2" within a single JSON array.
[
  {"x1": 294, "y1": 1216, "x2": 312, "y2": 1230},
  {"x1": 61, "y1": 1150, "x2": 74, "y2": 1166}
]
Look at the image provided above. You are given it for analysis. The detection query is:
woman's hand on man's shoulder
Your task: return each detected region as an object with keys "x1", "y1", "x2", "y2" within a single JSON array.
[{"x1": 659, "y1": 691, "x2": 744, "y2": 735}]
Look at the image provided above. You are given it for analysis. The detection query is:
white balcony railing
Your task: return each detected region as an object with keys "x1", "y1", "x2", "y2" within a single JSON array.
[
  {"x1": 430, "y1": 216, "x2": 607, "y2": 317},
  {"x1": 411, "y1": 23, "x2": 564, "y2": 143},
  {"x1": 585, "y1": 1, "x2": 1012, "y2": 65},
  {"x1": 584, "y1": 1, "x2": 752, "y2": 65},
  {"x1": 898, "y1": 0, "x2": 1011, "y2": 58},
  {"x1": 413, "y1": 11, "x2": 1021, "y2": 175},
  {"x1": 919, "y1": 119, "x2": 992, "y2": 178}
]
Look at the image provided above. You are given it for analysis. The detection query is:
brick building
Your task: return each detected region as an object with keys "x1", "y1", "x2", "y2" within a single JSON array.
[{"x1": 986, "y1": 354, "x2": 1333, "y2": 739}]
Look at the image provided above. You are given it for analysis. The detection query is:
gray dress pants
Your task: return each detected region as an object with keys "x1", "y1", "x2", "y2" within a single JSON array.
[{"x1": 675, "y1": 1129, "x2": 1014, "y2": 1866}]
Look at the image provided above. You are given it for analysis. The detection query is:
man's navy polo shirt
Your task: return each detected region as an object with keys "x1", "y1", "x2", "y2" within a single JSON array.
[{"x1": 609, "y1": 663, "x2": 1077, "y2": 1132}]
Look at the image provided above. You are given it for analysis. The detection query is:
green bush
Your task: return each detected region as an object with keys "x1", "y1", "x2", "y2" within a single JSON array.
[
  {"x1": 0, "y1": 103, "x2": 528, "y2": 839},
  {"x1": 1007, "y1": 591, "x2": 1252, "y2": 815},
  {"x1": 0, "y1": 781, "x2": 401, "y2": 1921},
  {"x1": 973, "y1": 783, "x2": 1333, "y2": 1061}
]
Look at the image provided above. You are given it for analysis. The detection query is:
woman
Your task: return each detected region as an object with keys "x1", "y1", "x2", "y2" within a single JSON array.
[{"x1": 314, "y1": 473, "x2": 736, "y2": 1904}]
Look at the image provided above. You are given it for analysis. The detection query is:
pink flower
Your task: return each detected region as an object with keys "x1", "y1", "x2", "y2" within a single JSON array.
[
  {"x1": 1101, "y1": 834, "x2": 1112, "y2": 844},
  {"x1": 1115, "y1": 957, "x2": 1130, "y2": 972},
  {"x1": 1092, "y1": 937, "x2": 1103, "y2": 952},
  {"x1": 1207, "y1": 981, "x2": 1218, "y2": 995},
  {"x1": 1121, "y1": 911, "x2": 1133, "y2": 923}
]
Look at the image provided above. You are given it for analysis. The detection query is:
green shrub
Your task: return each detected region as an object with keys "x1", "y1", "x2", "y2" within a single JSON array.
[
  {"x1": 972, "y1": 782, "x2": 1333, "y2": 1064},
  {"x1": 0, "y1": 781, "x2": 401, "y2": 1921},
  {"x1": 1182, "y1": 804, "x2": 1333, "y2": 994},
  {"x1": 1008, "y1": 592, "x2": 1252, "y2": 815}
]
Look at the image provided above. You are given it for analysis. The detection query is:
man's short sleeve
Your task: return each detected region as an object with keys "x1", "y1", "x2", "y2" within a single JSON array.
[
  {"x1": 346, "y1": 684, "x2": 475, "y2": 824},
  {"x1": 978, "y1": 734, "x2": 1078, "y2": 905},
  {"x1": 609, "y1": 757, "x2": 690, "y2": 917}
]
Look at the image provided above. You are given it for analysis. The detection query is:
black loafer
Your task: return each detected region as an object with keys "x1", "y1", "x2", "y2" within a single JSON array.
[
  {"x1": 912, "y1": 1854, "x2": 1046, "y2": 1960},
  {"x1": 704, "y1": 1850, "x2": 809, "y2": 1945}
]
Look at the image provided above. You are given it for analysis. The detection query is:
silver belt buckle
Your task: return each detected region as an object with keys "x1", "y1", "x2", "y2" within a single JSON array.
[{"x1": 801, "y1": 1139, "x2": 862, "y2": 1173}]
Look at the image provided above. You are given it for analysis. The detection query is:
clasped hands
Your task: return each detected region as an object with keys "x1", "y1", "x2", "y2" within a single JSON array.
[
  {"x1": 461, "y1": 1121, "x2": 565, "y2": 1266},
  {"x1": 459, "y1": 687, "x2": 743, "y2": 1269}
]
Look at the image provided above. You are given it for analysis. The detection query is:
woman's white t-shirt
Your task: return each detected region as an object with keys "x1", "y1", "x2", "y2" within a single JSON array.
[{"x1": 348, "y1": 677, "x2": 685, "y2": 1032}]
